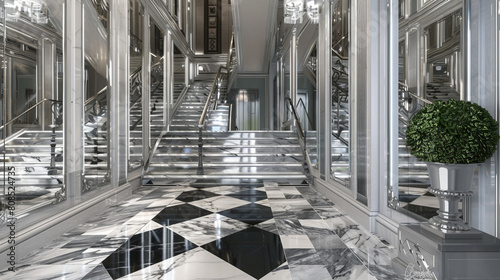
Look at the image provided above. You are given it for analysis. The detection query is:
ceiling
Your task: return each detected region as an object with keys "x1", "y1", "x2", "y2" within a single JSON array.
[
  {"x1": 231, "y1": 0, "x2": 318, "y2": 75},
  {"x1": 231, "y1": 0, "x2": 279, "y2": 74}
]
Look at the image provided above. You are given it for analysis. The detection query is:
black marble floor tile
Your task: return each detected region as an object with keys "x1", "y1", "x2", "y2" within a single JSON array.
[
  {"x1": 218, "y1": 202, "x2": 274, "y2": 225},
  {"x1": 226, "y1": 189, "x2": 268, "y2": 202},
  {"x1": 202, "y1": 226, "x2": 286, "y2": 279},
  {"x1": 176, "y1": 189, "x2": 219, "y2": 202},
  {"x1": 102, "y1": 227, "x2": 197, "y2": 279},
  {"x1": 152, "y1": 203, "x2": 212, "y2": 226},
  {"x1": 82, "y1": 264, "x2": 113, "y2": 280}
]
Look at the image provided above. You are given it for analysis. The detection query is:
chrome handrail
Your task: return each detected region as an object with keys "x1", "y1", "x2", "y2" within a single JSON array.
[
  {"x1": 198, "y1": 66, "x2": 225, "y2": 128},
  {"x1": 84, "y1": 86, "x2": 108, "y2": 106},
  {"x1": 296, "y1": 98, "x2": 315, "y2": 130},
  {"x1": 171, "y1": 85, "x2": 190, "y2": 120},
  {"x1": 197, "y1": 66, "x2": 226, "y2": 175},
  {"x1": 228, "y1": 103, "x2": 233, "y2": 131},
  {"x1": 0, "y1": 98, "x2": 62, "y2": 131},
  {"x1": 285, "y1": 97, "x2": 305, "y2": 140},
  {"x1": 398, "y1": 81, "x2": 433, "y2": 105},
  {"x1": 332, "y1": 43, "x2": 348, "y2": 60},
  {"x1": 226, "y1": 33, "x2": 234, "y2": 70}
]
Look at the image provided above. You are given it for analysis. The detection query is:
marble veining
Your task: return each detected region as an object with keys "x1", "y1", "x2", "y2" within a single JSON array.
[{"x1": 1, "y1": 181, "x2": 404, "y2": 279}]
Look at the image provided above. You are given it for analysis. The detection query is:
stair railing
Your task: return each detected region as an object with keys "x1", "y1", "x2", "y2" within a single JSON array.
[
  {"x1": 83, "y1": 86, "x2": 110, "y2": 191},
  {"x1": 0, "y1": 98, "x2": 62, "y2": 132},
  {"x1": 331, "y1": 55, "x2": 349, "y2": 145},
  {"x1": 226, "y1": 33, "x2": 237, "y2": 90},
  {"x1": 0, "y1": 98, "x2": 64, "y2": 210},
  {"x1": 285, "y1": 97, "x2": 313, "y2": 177},
  {"x1": 398, "y1": 81, "x2": 433, "y2": 132},
  {"x1": 197, "y1": 66, "x2": 226, "y2": 175}
]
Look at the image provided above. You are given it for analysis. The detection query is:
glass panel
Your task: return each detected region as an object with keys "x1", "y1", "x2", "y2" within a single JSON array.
[
  {"x1": 129, "y1": 0, "x2": 144, "y2": 171},
  {"x1": 330, "y1": 0, "x2": 350, "y2": 186},
  {"x1": 83, "y1": 60, "x2": 109, "y2": 191},
  {"x1": 82, "y1": 3, "x2": 110, "y2": 192},
  {"x1": 0, "y1": 2, "x2": 65, "y2": 221},
  {"x1": 304, "y1": 45, "x2": 317, "y2": 168},
  {"x1": 173, "y1": 44, "x2": 185, "y2": 104},
  {"x1": 150, "y1": 20, "x2": 164, "y2": 143},
  {"x1": 90, "y1": 0, "x2": 109, "y2": 31},
  {"x1": 395, "y1": 6, "x2": 462, "y2": 219}
]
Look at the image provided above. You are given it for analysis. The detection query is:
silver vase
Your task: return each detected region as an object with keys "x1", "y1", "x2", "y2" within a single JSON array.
[{"x1": 425, "y1": 162, "x2": 478, "y2": 231}]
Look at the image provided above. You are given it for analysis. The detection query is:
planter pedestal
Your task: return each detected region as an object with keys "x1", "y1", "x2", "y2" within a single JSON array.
[{"x1": 393, "y1": 223, "x2": 500, "y2": 279}]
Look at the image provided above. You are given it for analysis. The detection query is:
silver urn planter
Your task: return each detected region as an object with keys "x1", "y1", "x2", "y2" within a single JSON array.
[{"x1": 425, "y1": 162, "x2": 479, "y2": 231}]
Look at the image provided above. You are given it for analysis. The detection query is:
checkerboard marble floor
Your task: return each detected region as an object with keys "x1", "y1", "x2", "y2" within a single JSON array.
[{"x1": 0, "y1": 179, "x2": 404, "y2": 279}]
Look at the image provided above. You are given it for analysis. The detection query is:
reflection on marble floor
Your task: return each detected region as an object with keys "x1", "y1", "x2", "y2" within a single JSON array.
[{"x1": 0, "y1": 179, "x2": 404, "y2": 279}]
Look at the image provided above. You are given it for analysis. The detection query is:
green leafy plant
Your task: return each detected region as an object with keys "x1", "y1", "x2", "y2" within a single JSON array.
[{"x1": 406, "y1": 99, "x2": 499, "y2": 164}]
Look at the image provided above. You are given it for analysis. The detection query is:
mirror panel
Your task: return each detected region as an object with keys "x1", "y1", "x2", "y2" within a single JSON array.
[
  {"x1": 150, "y1": 19, "x2": 164, "y2": 144},
  {"x1": 330, "y1": 0, "x2": 350, "y2": 188},
  {"x1": 392, "y1": 1, "x2": 463, "y2": 219},
  {"x1": 129, "y1": 0, "x2": 144, "y2": 171}
]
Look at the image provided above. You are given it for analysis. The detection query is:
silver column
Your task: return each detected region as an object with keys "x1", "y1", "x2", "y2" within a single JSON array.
[
  {"x1": 40, "y1": 38, "x2": 57, "y2": 130},
  {"x1": 290, "y1": 28, "x2": 298, "y2": 109},
  {"x1": 165, "y1": 31, "x2": 172, "y2": 126},
  {"x1": 142, "y1": 13, "x2": 151, "y2": 161},
  {"x1": 318, "y1": 0, "x2": 332, "y2": 179},
  {"x1": 64, "y1": 0, "x2": 84, "y2": 202},
  {"x1": 109, "y1": 0, "x2": 129, "y2": 186}
]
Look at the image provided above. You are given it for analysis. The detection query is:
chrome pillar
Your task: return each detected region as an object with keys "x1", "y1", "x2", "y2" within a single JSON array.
[
  {"x1": 290, "y1": 28, "x2": 298, "y2": 109},
  {"x1": 64, "y1": 1, "x2": 84, "y2": 201},
  {"x1": 40, "y1": 38, "x2": 57, "y2": 130},
  {"x1": 388, "y1": 0, "x2": 399, "y2": 208},
  {"x1": 462, "y1": 0, "x2": 471, "y2": 101},
  {"x1": 279, "y1": 56, "x2": 285, "y2": 130},
  {"x1": 466, "y1": 0, "x2": 499, "y2": 237},
  {"x1": 142, "y1": 13, "x2": 151, "y2": 160},
  {"x1": 185, "y1": 56, "x2": 190, "y2": 86},
  {"x1": 318, "y1": 0, "x2": 332, "y2": 180},
  {"x1": 109, "y1": 0, "x2": 129, "y2": 186},
  {"x1": 165, "y1": 31, "x2": 172, "y2": 126},
  {"x1": 5, "y1": 57, "x2": 12, "y2": 137}
]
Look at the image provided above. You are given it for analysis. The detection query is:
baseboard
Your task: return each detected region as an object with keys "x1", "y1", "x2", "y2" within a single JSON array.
[
  {"x1": 312, "y1": 178, "x2": 372, "y2": 230},
  {"x1": 375, "y1": 213, "x2": 401, "y2": 247},
  {"x1": 312, "y1": 178, "x2": 401, "y2": 247}
]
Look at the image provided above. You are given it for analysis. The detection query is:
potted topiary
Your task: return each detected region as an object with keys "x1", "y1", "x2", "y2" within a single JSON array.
[{"x1": 406, "y1": 99, "x2": 499, "y2": 231}]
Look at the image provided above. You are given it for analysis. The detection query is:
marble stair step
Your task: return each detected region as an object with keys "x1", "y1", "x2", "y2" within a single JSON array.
[
  {"x1": 148, "y1": 162, "x2": 304, "y2": 168},
  {"x1": 145, "y1": 172, "x2": 307, "y2": 180},
  {"x1": 151, "y1": 152, "x2": 304, "y2": 158}
]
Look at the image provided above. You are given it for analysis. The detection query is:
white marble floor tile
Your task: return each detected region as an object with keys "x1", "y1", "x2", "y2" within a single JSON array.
[
  {"x1": 82, "y1": 225, "x2": 121, "y2": 236},
  {"x1": 167, "y1": 213, "x2": 249, "y2": 246},
  {"x1": 120, "y1": 247, "x2": 256, "y2": 280},
  {"x1": 0, "y1": 264, "x2": 96, "y2": 280},
  {"x1": 288, "y1": 265, "x2": 332, "y2": 280},
  {"x1": 260, "y1": 262, "x2": 292, "y2": 280},
  {"x1": 280, "y1": 235, "x2": 315, "y2": 249},
  {"x1": 189, "y1": 196, "x2": 250, "y2": 212}
]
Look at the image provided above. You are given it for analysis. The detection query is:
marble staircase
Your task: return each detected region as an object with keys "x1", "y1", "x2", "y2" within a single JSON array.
[{"x1": 144, "y1": 79, "x2": 308, "y2": 183}]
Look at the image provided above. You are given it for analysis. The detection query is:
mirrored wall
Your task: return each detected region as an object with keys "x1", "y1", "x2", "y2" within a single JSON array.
[
  {"x1": 330, "y1": 0, "x2": 350, "y2": 187},
  {"x1": 83, "y1": 1, "x2": 110, "y2": 192},
  {"x1": 149, "y1": 19, "x2": 165, "y2": 143},
  {"x1": 0, "y1": 1, "x2": 65, "y2": 218},
  {"x1": 129, "y1": 0, "x2": 144, "y2": 171},
  {"x1": 391, "y1": 0, "x2": 463, "y2": 219},
  {"x1": 173, "y1": 43, "x2": 186, "y2": 104}
]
